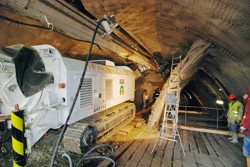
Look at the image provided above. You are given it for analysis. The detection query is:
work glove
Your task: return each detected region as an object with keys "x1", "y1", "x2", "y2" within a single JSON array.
[{"x1": 240, "y1": 126, "x2": 247, "y2": 131}]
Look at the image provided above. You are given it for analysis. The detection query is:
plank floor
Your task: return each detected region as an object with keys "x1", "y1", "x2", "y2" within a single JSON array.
[{"x1": 98, "y1": 123, "x2": 246, "y2": 167}]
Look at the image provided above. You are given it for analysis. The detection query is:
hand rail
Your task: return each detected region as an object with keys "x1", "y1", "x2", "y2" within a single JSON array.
[{"x1": 178, "y1": 105, "x2": 227, "y2": 130}]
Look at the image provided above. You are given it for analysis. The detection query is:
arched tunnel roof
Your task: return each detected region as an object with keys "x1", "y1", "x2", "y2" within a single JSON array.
[{"x1": 0, "y1": 0, "x2": 249, "y2": 108}]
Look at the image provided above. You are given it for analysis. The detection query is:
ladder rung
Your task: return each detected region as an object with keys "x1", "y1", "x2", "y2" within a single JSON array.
[{"x1": 159, "y1": 136, "x2": 177, "y2": 141}]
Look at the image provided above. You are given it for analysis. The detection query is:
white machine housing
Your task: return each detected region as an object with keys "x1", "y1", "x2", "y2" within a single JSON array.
[{"x1": 0, "y1": 45, "x2": 135, "y2": 152}]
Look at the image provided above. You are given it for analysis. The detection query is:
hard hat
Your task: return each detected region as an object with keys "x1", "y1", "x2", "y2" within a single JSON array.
[{"x1": 228, "y1": 94, "x2": 236, "y2": 101}]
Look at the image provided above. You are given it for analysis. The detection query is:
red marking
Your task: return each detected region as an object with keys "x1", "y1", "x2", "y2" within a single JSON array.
[
  {"x1": 15, "y1": 104, "x2": 19, "y2": 110},
  {"x1": 44, "y1": 131, "x2": 49, "y2": 136},
  {"x1": 58, "y1": 83, "x2": 66, "y2": 88}
]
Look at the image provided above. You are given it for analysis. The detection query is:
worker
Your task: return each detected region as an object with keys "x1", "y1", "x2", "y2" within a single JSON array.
[
  {"x1": 142, "y1": 89, "x2": 149, "y2": 109},
  {"x1": 240, "y1": 90, "x2": 250, "y2": 167},
  {"x1": 240, "y1": 94, "x2": 249, "y2": 126},
  {"x1": 153, "y1": 88, "x2": 160, "y2": 101},
  {"x1": 227, "y1": 94, "x2": 244, "y2": 143}
]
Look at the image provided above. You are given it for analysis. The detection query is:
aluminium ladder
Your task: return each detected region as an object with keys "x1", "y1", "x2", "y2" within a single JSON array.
[{"x1": 151, "y1": 56, "x2": 185, "y2": 156}]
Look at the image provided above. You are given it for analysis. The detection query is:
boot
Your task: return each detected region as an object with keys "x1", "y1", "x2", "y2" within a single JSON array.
[
  {"x1": 230, "y1": 133, "x2": 238, "y2": 144},
  {"x1": 247, "y1": 158, "x2": 250, "y2": 167},
  {"x1": 228, "y1": 132, "x2": 233, "y2": 140}
]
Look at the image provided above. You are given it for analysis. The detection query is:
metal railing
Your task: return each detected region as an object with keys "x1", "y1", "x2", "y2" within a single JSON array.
[{"x1": 178, "y1": 105, "x2": 227, "y2": 130}]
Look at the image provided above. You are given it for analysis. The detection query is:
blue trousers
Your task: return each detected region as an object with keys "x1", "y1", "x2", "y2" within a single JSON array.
[
  {"x1": 243, "y1": 136, "x2": 250, "y2": 158},
  {"x1": 228, "y1": 122, "x2": 238, "y2": 133}
]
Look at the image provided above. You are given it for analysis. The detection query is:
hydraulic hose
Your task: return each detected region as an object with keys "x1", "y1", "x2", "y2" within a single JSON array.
[
  {"x1": 50, "y1": 18, "x2": 105, "y2": 167},
  {"x1": 62, "y1": 152, "x2": 72, "y2": 167},
  {"x1": 75, "y1": 143, "x2": 115, "y2": 167}
]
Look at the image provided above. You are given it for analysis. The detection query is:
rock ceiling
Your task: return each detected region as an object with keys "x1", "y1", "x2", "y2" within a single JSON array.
[{"x1": 0, "y1": 0, "x2": 250, "y2": 108}]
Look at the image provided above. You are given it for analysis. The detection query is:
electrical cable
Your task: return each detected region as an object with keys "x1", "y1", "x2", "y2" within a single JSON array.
[
  {"x1": 50, "y1": 18, "x2": 105, "y2": 167},
  {"x1": 0, "y1": 15, "x2": 103, "y2": 48},
  {"x1": 81, "y1": 143, "x2": 114, "y2": 157},
  {"x1": 62, "y1": 152, "x2": 73, "y2": 167},
  {"x1": 61, "y1": 143, "x2": 115, "y2": 167},
  {"x1": 75, "y1": 143, "x2": 115, "y2": 167},
  {"x1": 0, "y1": 14, "x2": 112, "y2": 60},
  {"x1": 76, "y1": 155, "x2": 115, "y2": 167}
]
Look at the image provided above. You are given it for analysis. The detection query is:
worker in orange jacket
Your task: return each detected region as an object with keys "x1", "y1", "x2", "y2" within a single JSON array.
[
  {"x1": 142, "y1": 89, "x2": 149, "y2": 109},
  {"x1": 240, "y1": 89, "x2": 250, "y2": 167}
]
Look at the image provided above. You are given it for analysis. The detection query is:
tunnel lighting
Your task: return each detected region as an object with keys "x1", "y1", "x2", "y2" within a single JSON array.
[
  {"x1": 216, "y1": 100, "x2": 224, "y2": 105},
  {"x1": 101, "y1": 14, "x2": 118, "y2": 35},
  {"x1": 219, "y1": 88, "x2": 222, "y2": 91}
]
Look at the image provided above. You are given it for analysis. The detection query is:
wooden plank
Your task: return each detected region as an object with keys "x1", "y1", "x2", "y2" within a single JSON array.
[
  {"x1": 220, "y1": 157, "x2": 239, "y2": 167},
  {"x1": 193, "y1": 132, "x2": 208, "y2": 154},
  {"x1": 174, "y1": 129, "x2": 182, "y2": 151},
  {"x1": 179, "y1": 126, "x2": 244, "y2": 137},
  {"x1": 173, "y1": 150, "x2": 182, "y2": 167},
  {"x1": 182, "y1": 130, "x2": 189, "y2": 152},
  {"x1": 200, "y1": 132, "x2": 217, "y2": 156},
  {"x1": 210, "y1": 156, "x2": 225, "y2": 167},
  {"x1": 206, "y1": 133, "x2": 227, "y2": 157},
  {"x1": 217, "y1": 134, "x2": 246, "y2": 166},
  {"x1": 188, "y1": 131, "x2": 198, "y2": 153},
  {"x1": 219, "y1": 134, "x2": 244, "y2": 157},
  {"x1": 161, "y1": 140, "x2": 175, "y2": 167},
  {"x1": 182, "y1": 152, "x2": 197, "y2": 167},
  {"x1": 116, "y1": 140, "x2": 142, "y2": 167},
  {"x1": 125, "y1": 140, "x2": 150, "y2": 167},
  {"x1": 137, "y1": 139, "x2": 156, "y2": 167},
  {"x1": 194, "y1": 153, "x2": 214, "y2": 167},
  {"x1": 151, "y1": 140, "x2": 168, "y2": 167}
]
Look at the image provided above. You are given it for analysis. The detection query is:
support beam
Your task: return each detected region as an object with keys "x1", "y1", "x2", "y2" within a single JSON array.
[{"x1": 147, "y1": 39, "x2": 211, "y2": 132}]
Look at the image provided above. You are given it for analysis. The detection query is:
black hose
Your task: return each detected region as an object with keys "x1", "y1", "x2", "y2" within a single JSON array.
[
  {"x1": 50, "y1": 18, "x2": 105, "y2": 167},
  {"x1": 76, "y1": 155, "x2": 115, "y2": 167},
  {"x1": 62, "y1": 152, "x2": 73, "y2": 167},
  {"x1": 75, "y1": 143, "x2": 115, "y2": 167},
  {"x1": 61, "y1": 143, "x2": 115, "y2": 166},
  {"x1": 82, "y1": 143, "x2": 114, "y2": 157}
]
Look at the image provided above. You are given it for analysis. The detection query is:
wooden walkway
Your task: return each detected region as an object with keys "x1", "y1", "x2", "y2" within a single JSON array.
[{"x1": 98, "y1": 123, "x2": 246, "y2": 167}]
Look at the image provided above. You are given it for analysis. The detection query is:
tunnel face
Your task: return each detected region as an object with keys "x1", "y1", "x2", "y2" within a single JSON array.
[{"x1": 0, "y1": 0, "x2": 250, "y2": 107}]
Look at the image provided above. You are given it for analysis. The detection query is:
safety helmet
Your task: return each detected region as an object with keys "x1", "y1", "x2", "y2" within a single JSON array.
[{"x1": 228, "y1": 94, "x2": 236, "y2": 101}]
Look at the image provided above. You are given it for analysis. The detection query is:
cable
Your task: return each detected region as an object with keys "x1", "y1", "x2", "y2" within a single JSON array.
[
  {"x1": 0, "y1": 14, "x2": 112, "y2": 60},
  {"x1": 50, "y1": 18, "x2": 105, "y2": 167},
  {"x1": 81, "y1": 143, "x2": 114, "y2": 157},
  {"x1": 76, "y1": 155, "x2": 115, "y2": 167},
  {"x1": 0, "y1": 15, "x2": 103, "y2": 49},
  {"x1": 61, "y1": 143, "x2": 115, "y2": 167},
  {"x1": 62, "y1": 152, "x2": 72, "y2": 167},
  {"x1": 75, "y1": 143, "x2": 115, "y2": 167}
]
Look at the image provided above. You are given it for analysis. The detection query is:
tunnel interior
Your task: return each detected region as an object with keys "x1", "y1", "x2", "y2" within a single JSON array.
[{"x1": 0, "y1": 0, "x2": 250, "y2": 112}]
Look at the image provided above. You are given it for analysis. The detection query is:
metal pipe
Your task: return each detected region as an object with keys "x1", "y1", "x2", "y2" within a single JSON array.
[
  {"x1": 185, "y1": 106, "x2": 187, "y2": 125},
  {"x1": 216, "y1": 109, "x2": 219, "y2": 129}
]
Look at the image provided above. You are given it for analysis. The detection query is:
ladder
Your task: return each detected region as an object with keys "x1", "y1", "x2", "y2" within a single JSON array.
[{"x1": 151, "y1": 56, "x2": 185, "y2": 156}]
